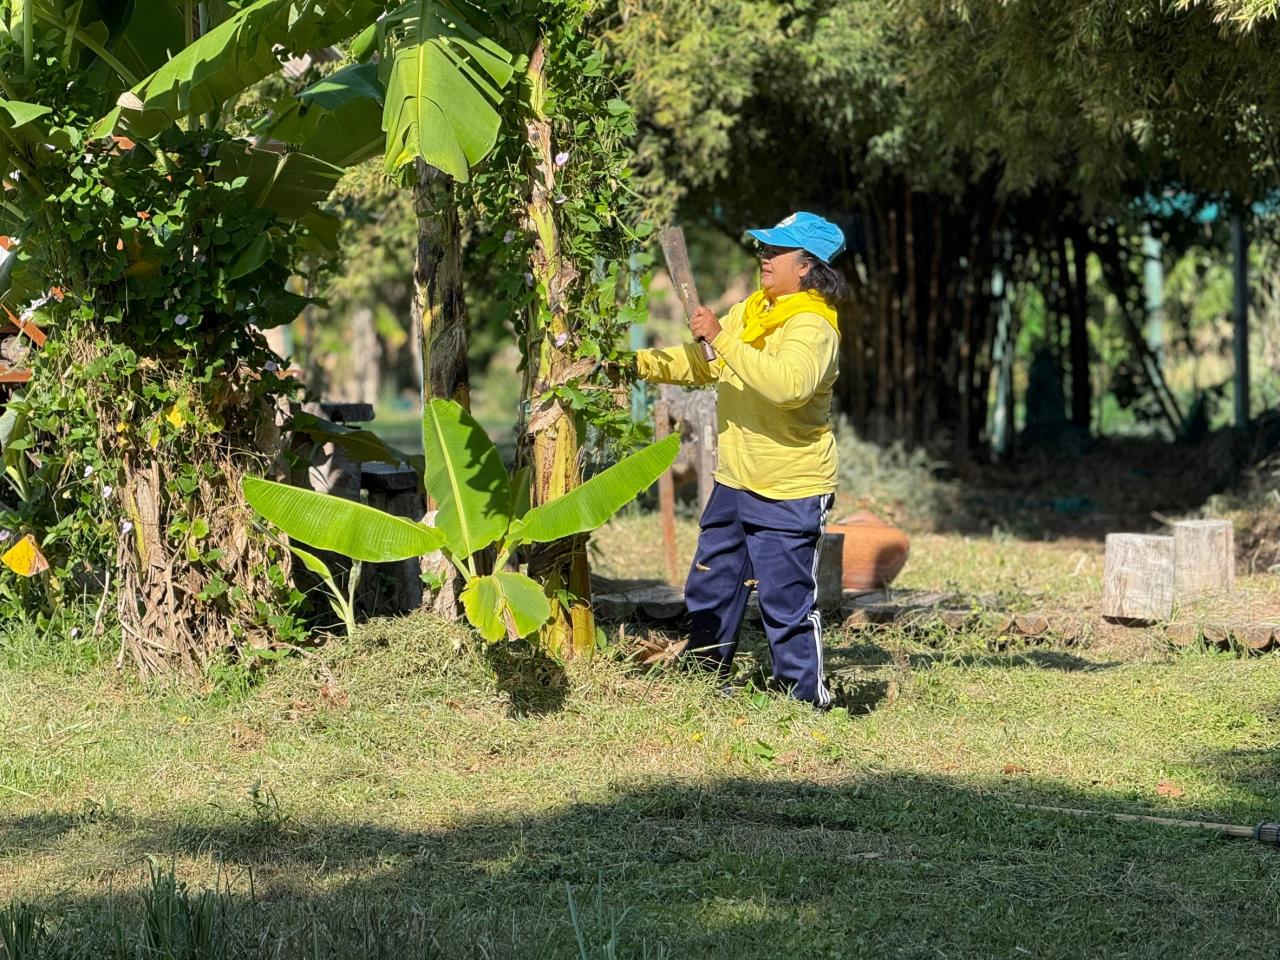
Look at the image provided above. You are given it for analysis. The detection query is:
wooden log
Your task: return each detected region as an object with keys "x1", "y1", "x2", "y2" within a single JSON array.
[
  {"x1": 937, "y1": 609, "x2": 978, "y2": 632},
  {"x1": 1049, "y1": 616, "x2": 1084, "y2": 644},
  {"x1": 1164, "y1": 622, "x2": 1201, "y2": 647},
  {"x1": 1102, "y1": 533, "x2": 1174, "y2": 621},
  {"x1": 1238, "y1": 623, "x2": 1275, "y2": 653},
  {"x1": 1172, "y1": 519, "x2": 1235, "y2": 602},
  {"x1": 1014, "y1": 613, "x2": 1050, "y2": 637},
  {"x1": 1202, "y1": 622, "x2": 1233, "y2": 648},
  {"x1": 817, "y1": 532, "x2": 844, "y2": 612},
  {"x1": 980, "y1": 612, "x2": 1015, "y2": 635}
]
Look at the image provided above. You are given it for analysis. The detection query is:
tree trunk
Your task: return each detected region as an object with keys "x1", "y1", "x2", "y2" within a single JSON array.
[
  {"x1": 888, "y1": 197, "x2": 905, "y2": 438},
  {"x1": 522, "y1": 37, "x2": 594, "y2": 658},
  {"x1": 412, "y1": 160, "x2": 472, "y2": 619},
  {"x1": 903, "y1": 187, "x2": 918, "y2": 444},
  {"x1": 924, "y1": 201, "x2": 943, "y2": 440},
  {"x1": 1102, "y1": 533, "x2": 1174, "y2": 621},
  {"x1": 1172, "y1": 519, "x2": 1235, "y2": 602},
  {"x1": 1069, "y1": 226, "x2": 1091, "y2": 431}
]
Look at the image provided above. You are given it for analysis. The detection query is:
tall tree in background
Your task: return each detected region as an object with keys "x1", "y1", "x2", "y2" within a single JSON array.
[{"x1": 610, "y1": 0, "x2": 1280, "y2": 456}]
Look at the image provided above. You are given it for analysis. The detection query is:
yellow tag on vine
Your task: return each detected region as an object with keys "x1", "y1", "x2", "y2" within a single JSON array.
[
  {"x1": 166, "y1": 405, "x2": 186, "y2": 430},
  {"x1": 2, "y1": 534, "x2": 49, "y2": 578}
]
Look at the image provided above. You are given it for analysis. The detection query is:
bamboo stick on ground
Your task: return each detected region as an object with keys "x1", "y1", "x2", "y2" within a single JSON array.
[{"x1": 1012, "y1": 802, "x2": 1279, "y2": 845}]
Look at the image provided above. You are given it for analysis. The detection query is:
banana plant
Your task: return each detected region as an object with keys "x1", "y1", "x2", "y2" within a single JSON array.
[
  {"x1": 286, "y1": 544, "x2": 361, "y2": 638},
  {"x1": 243, "y1": 398, "x2": 680, "y2": 643},
  {"x1": 248, "y1": 0, "x2": 523, "y2": 183}
]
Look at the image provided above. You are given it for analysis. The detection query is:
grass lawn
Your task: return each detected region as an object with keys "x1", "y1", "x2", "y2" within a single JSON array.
[{"x1": 1, "y1": 515, "x2": 1278, "y2": 958}]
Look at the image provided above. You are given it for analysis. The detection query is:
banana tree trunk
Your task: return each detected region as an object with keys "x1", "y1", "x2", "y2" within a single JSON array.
[
  {"x1": 521, "y1": 37, "x2": 594, "y2": 658},
  {"x1": 412, "y1": 159, "x2": 472, "y2": 619}
]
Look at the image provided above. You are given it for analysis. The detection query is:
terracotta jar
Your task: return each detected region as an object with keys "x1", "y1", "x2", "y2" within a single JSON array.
[{"x1": 826, "y1": 512, "x2": 910, "y2": 591}]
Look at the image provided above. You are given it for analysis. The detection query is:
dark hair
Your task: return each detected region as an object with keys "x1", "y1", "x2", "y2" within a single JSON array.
[{"x1": 798, "y1": 252, "x2": 850, "y2": 308}]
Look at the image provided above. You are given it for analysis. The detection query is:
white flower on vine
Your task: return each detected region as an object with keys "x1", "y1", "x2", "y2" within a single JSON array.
[
  {"x1": 524, "y1": 272, "x2": 534, "y2": 287},
  {"x1": 554, "y1": 151, "x2": 570, "y2": 167},
  {"x1": 69, "y1": 628, "x2": 80, "y2": 639},
  {"x1": 83, "y1": 464, "x2": 94, "y2": 478},
  {"x1": 554, "y1": 332, "x2": 568, "y2": 347},
  {"x1": 554, "y1": 194, "x2": 567, "y2": 205},
  {"x1": 120, "y1": 520, "x2": 133, "y2": 535},
  {"x1": 174, "y1": 313, "x2": 189, "y2": 326},
  {"x1": 0, "y1": 530, "x2": 9, "y2": 543},
  {"x1": 502, "y1": 230, "x2": 515, "y2": 244},
  {"x1": 102, "y1": 485, "x2": 114, "y2": 499}
]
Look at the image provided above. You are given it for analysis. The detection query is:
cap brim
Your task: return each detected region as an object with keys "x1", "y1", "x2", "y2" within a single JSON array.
[{"x1": 746, "y1": 227, "x2": 800, "y2": 248}]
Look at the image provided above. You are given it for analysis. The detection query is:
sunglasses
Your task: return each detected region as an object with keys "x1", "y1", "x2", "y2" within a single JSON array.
[{"x1": 752, "y1": 241, "x2": 799, "y2": 261}]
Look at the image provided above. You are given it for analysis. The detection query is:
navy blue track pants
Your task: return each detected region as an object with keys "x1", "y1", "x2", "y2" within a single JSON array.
[{"x1": 683, "y1": 482, "x2": 834, "y2": 707}]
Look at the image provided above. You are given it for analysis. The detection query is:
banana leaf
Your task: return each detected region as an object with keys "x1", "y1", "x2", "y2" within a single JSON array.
[
  {"x1": 242, "y1": 476, "x2": 444, "y2": 563},
  {"x1": 460, "y1": 571, "x2": 551, "y2": 642},
  {"x1": 507, "y1": 434, "x2": 681, "y2": 547},
  {"x1": 95, "y1": 0, "x2": 382, "y2": 140},
  {"x1": 213, "y1": 145, "x2": 344, "y2": 221},
  {"x1": 379, "y1": 0, "x2": 517, "y2": 181},
  {"x1": 420, "y1": 398, "x2": 511, "y2": 557},
  {"x1": 97, "y1": 0, "x2": 185, "y2": 81},
  {"x1": 256, "y1": 61, "x2": 385, "y2": 168},
  {"x1": 289, "y1": 411, "x2": 417, "y2": 468},
  {"x1": 0, "y1": 99, "x2": 51, "y2": 129}
]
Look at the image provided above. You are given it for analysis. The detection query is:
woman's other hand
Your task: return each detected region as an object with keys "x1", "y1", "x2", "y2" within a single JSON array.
[{"x1": 689, "y1": 306, "x2": 722, "y2": 343}]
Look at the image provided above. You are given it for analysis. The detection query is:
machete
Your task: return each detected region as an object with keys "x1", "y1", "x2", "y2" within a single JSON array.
[{"x1": 658, "y1": 226, "x2": 716, "y2": 362}]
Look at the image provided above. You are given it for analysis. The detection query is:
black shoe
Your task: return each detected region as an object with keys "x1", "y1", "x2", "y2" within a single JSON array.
[{"x1": 716, "y1": 682, "x2": 742, "y2": 699}]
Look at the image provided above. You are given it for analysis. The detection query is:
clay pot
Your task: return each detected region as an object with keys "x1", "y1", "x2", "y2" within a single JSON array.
[{"x1": 826, "y1": 512, "x2": 910, "y2": 591}]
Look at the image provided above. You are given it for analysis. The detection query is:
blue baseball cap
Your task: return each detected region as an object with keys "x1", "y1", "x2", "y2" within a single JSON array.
[
  {"x1": 747, "y1": 212, "x2": 844, "y2": 264},
  {"x1": 746, "y1": 211, "x2": 846, "y2": 264}
]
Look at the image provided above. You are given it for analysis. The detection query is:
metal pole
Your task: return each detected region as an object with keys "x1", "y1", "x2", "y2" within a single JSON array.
[{"x1": 1231, "y1": 214, "x2": 1250, "y2": 430}]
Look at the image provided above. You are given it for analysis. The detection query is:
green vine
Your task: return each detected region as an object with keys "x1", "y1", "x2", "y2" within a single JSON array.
[
  {"x1": 0, "y1": 39, "x2": 313, "y2": 657},
  {"x1": 467, "y1": 5, "x2": 653, "y2": 458}
]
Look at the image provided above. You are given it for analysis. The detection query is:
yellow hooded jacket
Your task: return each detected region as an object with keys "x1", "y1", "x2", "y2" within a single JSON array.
[{"x1": 637, "y1": 291, "x2": 839, "y2": 500}]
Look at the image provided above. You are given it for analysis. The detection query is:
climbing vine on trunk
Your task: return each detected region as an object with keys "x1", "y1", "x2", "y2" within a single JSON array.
[{"x1": 466, "y1": 7, "x2": 653, "y2": 656}]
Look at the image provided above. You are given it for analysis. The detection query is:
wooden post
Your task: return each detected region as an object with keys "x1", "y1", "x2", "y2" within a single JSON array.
[
  {"x1": 1102, "y1": 533, "x2": 1174, "y2": 620},
  {"x1": 655, "y1": 395, "x2": 679, "y2": 585},
  {"x1": 1173, "y1": 519, "x2": 1235, "y2": 602}
]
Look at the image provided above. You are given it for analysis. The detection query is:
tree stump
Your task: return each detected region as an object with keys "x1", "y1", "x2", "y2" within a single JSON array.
[
  {"x1": 1102, "y1": 533, "x2": 1174, "y2": 621},
  {"x1": 1172, "y1": 519, "x2": 1235, "y2": 602}
]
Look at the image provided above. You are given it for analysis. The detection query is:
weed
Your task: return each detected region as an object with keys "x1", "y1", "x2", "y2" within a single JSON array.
[
  {"x1": 0, "y1": 902, "x2": 45, "y2": 960},
  {"x1": 142, "y1": 858, "x2": 225, "y2": 960}
]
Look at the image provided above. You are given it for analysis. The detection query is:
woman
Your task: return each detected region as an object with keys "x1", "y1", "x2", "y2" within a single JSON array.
[{"x1": 633, "y1": 212, "x2": 847, "y2": 708}]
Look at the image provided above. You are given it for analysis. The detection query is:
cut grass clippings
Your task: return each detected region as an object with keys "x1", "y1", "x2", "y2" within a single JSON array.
[{"x1": 1, "y1": 527, "x2": 1279, "y2": 958}]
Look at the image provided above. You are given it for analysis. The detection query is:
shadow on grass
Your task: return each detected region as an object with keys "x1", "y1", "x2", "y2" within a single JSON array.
[
  {"x1": 486, "y1": 641, "x2": 570, "y2": 717},
  {"x1": 824, "y1": 640, "x2": 1122, "y2": 674},
  {"x1": 3, "y1": 769, "x2": 1277, "y2": 959}
]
